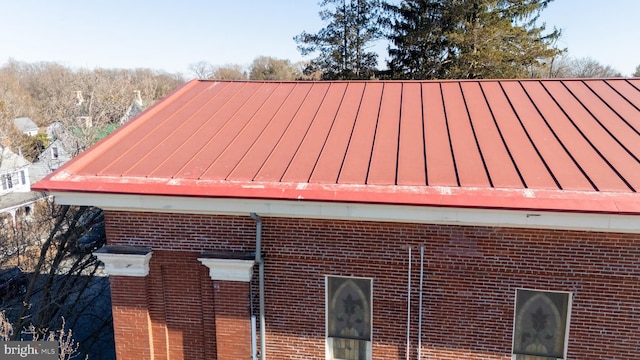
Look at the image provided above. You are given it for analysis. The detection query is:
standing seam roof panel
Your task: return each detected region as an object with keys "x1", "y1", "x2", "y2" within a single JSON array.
[
  {"x1": 227, "y1": 83, "x2": 313, "y2": 181},
  {"x1": 367, "y1": 83, "x2": 402, "y2": 185},
  {"x1": 584, "y1": 81, "x2": 640, "y2": 133},
  {"x1": 254, "y1": 83, "x2": 331, "y2": 182},
  {"x1": 281, "y1": 83, "x2": 348, "y2": 183},
  {"x1": 179, "y1": 82, "x2": 282, "y2": 179},
  {"x1": 502, "y1": 81, "x2": 593, "y2": 191},
  {"x1": 149, "y1": 82, "x2": 259, "y2": 178},
  {"x1": 337, "y1": 83, "x2": 384, "y2": 184},
  {"x1": 526, "y1": 81, "x2": 629, "y2": 192},
  {"x1": 397, "y1": 82, "x2": 427, "y2": 186},
  {"x1": 310, "y1": 82, "x2": 366, "y2": 184},
  {"x1": 480, "y1": 82, "x2": 557, "y2": 189},
  {"x1": 203, "y1": 83, "x2": 299, "y2": 180},
  {"x1": 565, "y1": 81, "x2": 640, "y2": 157},
  {"x1": 548, "y1": 81, "x2": 640, "y2": 190},
  {"x1": 118, "y1": 83, "x2": 237, "y2": 177},
  {"x1": 460, "y1": 82, "x2": 523, "y2": 189},
  {"x1": 78, "y1": 80, "x2": 208, "y2": 176},
  {"x1": 441, "y1": 82, "x2": 490, "y2": 187},
  {"x1": 422, "y1": 83, "x2": 457, "y2": 186},
  {"x1": 607, "y1": 80, "x2": 640, "y2": 109}
]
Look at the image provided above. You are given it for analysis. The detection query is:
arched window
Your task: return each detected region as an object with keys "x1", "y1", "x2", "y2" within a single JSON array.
[
  {"x1": 326, "y1": 276, "x2": 372, "y2": 360},
  {"x1": 513, "y1": 289, "x2": 572, "y2": 360}
]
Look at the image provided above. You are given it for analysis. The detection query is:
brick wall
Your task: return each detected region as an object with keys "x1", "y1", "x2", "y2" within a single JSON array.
[{"x1": 105, "y1": 211, "x2": 640, "y2": 360}]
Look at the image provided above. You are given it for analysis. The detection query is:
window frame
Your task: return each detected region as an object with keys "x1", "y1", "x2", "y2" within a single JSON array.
[
  {"x1": 512, "y1": 288, "x2": 573, "y2": 360},
  {"x1": 325, "y1": 275, "x2": 373, "y2": 360}
]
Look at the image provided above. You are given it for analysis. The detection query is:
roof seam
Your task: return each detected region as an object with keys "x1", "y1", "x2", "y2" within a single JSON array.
[
  {"x1": 252, "y1": 83, "x2": 322, "y2": 181},
  {"x1": 394, "y1": 83, "x2": 403, "y2": 185},
  {"x1": 141, "y1": 81, "x2": 231, "y2": 178},
  {"x1": 479, "y1": 83, "x2": 527, "y2": 188},
  {"x1": 173, "y1": 82, "x2": 258, "y2": 179},
  {"x1": 336, "y1": 83, "x2": 367, "y2": 184},
  {"x1": 420, "y1": 83, "x2": 428, "y2": 186},
  {"x1": 100, "y1": 81, "x2": 204, "y2": 176},
  {"x1": 460, "y1": 82, "x2": 494, "y2": 188},
  {"x1": 500, "y1": 82, "x2": 561, "y2": 189},
  {"x1": 201, "y1": 82, "x2": 285, "y2": 179},
  {"x1": 279, "y1": 83, "x2": 333, "y2": 182},
  {"x1": 584, "y1": 81, "x2": 640, "y2": 136},
  {"x1": 576, "y1": 81, "x2": 640, "y2": 162},
  {"x1": 440, "y1": 83, "x2": 460, "y2": 187},
  {"x1": 524, "y1": 81, "x2": 598, "y2": 191},
  {"x1": 550, "y1": 81, "x2": 635, "y2": 192},
  {"x1": 224, "y1": 83, "x2": 298, "y2": 180},
  {"x1": 307, "y1": 83, "x2": 350, "y2": 183},
  {"x1": 364, "y1": 83, "x2": 386, "y2": 185},
  {"x1": 609, "y1": 80, "x2": 640, "y2": 113}
]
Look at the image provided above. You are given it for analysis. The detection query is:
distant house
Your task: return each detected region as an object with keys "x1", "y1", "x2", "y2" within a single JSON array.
[
  {"x1": 29, "y1": 139, "x2": 73, "y2": 183},
  {"x1": 46, "y1": 121, "x2": 64, "y2": 141},
  {"x1": 34, "y1": 79, "x2": 640, "y2": 360},
  {"x1": 0, "y1": 146, "x2": 37, "y2": 249},
  {"x1": 0, "y1": 146, "x2": 31, "y2": 195},
  {"x1": 12, "y1": 117, "x2": 39, "y2": 137},
  {"x1": 120, "y1": 90, "x2": 145, "y2": 124}
]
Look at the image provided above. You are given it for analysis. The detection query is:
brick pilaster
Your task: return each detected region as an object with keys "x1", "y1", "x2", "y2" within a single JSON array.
[
  {"x1": 213, "y1": 280, "x2": 252, "y2": 360},
  {"x1": 110, "y1": 276, "x2": 153, "y2": 360}
]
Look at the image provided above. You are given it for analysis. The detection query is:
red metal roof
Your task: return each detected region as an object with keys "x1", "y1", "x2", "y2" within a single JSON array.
[{"x1": 33, "y1": 79, "x2": 640, "y2": 214}]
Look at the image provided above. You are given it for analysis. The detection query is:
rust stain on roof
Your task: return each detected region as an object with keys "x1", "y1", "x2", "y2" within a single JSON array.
[{"x1": 34, "y1": 79, "x2": 640, "y2": 214}]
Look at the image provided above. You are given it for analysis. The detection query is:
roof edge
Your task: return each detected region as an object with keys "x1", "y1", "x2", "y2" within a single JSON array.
[
  {"x1": 33, "y1": 174, "x2": 640, "y2": 215},
  {"x1": 50, "y1": 191, "x2": 640, "y2": 234}
]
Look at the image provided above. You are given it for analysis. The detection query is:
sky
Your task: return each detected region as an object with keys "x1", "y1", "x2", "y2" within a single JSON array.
[{"x1": 1, "y1": 0, "x2": 638, "y2": 77}]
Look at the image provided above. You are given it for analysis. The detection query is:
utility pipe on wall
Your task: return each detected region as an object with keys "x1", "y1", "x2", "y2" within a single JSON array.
[
  {"x1": 406, "y1": 246, "x2": 412, "y2": 360},
  {"x1": 250, "y1": 213, "x2": 266, "y2": 360}
]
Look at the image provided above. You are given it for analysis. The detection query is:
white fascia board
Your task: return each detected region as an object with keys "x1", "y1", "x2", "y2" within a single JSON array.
[{"x1": 50, "y1": 192, "x2": 640, "y2": 234}]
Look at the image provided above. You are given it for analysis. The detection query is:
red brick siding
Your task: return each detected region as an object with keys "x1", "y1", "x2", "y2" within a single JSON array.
[{"x1": 105, "y1": 211, "x2": 640, "y2": 360}]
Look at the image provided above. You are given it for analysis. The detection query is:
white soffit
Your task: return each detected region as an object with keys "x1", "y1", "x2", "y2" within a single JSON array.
[{"x1": 51, "y1": 192, "x2": 640, "y2": 234}]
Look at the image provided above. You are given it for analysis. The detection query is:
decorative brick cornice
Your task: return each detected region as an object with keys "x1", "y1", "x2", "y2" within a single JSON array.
[{"x1": 94, "y1": 245, "x2": 152, "y2": 277}]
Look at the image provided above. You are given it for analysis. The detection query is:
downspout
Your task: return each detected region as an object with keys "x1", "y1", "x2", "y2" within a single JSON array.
[
  {"x1": 406, "y1": 246, "x2": 412, "y2": 360},
  {"x1": 250, "y1": 213, "x2": 266, "y2": 360},
  {"x1": 418, "y1": 246, "x2": 424, "y2": 360}
]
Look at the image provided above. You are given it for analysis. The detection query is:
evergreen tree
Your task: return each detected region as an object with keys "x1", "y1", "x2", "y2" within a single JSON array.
[
  {"x1": 634, "y1": 64, "x2": 640, "y2": 77},
  {"x1": 387, "y1": 0, "x2": 562, "y2": 79},
  {"x1": 295, "y1": 0, "x2": 384, "y2": 80},
  {"x1": 386, "y1": 0, "x2": 452, "y2": 79}
]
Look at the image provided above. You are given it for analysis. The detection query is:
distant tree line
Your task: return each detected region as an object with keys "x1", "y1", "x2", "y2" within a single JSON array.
[{"x1": 0, "y1": 60, "x2": 185, "y2": 159}]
